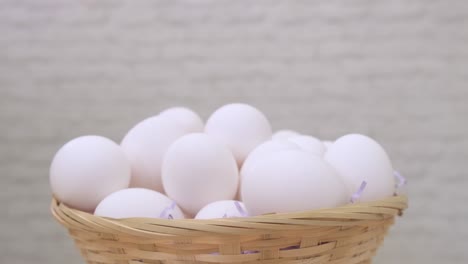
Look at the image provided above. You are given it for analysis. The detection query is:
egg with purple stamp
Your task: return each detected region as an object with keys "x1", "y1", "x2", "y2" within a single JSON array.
[
  {"x1": 324, "y1": 134, "x2": 395, "y2": 202},
  {"x1": 195, "y1": 200, "x2": 248, "y2": 219},
  {"x1": 95, "y1": 188, "x2": 185, "y2": 219}
]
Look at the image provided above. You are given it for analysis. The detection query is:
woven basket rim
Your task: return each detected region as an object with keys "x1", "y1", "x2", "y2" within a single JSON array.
[{"x1": 51, "y1": 195, "x2": 407, "y2": 238}]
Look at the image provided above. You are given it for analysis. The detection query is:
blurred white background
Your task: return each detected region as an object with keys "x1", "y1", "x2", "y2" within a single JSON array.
[{"x1": 1, "y1": 0, "x2": 467, "y2": 263}]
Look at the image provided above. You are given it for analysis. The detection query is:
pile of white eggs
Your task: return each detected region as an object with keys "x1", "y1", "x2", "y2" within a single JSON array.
[{"x1": 50, "y1": 103, "x2": 400, "y2": 220}]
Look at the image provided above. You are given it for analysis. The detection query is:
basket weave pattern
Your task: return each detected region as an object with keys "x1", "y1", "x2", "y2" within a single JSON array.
[{"x1": 51, "y1": 195, "x2": 407, "y2": 264}]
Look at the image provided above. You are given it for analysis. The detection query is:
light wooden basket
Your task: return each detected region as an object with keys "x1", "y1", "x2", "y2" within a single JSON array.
[{"x1": 51, "y1": 195, "x2": 407, "y2": 264}]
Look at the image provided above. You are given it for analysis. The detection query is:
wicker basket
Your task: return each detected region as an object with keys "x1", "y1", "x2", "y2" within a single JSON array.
[{"x1": 51, "y1": 195, "x2": 407, "y2": 264}]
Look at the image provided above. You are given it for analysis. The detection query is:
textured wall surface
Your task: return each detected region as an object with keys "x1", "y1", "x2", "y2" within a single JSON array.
[{"x1": 1, "y1": 0, "x2": 467, "y2": 263}]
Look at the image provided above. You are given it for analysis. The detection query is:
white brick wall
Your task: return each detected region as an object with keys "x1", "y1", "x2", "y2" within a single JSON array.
[{"x1": 1, "y1": 0, "x2": 467, "y2": 263}]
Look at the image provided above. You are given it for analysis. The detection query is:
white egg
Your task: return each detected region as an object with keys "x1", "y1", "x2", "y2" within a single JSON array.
[
  {"x1": 95, "y1": 188, "x2": 184, "y2": 219},
  {"x1": 205, "y1": 103, "x2": 272, "y2": 165},
  {"x1": 121, "y1": 116, "x2": 201, "y2": 192},
  {"x1": 237, "y1": 140, "x2": 299, "y2": 200},
  {"x1": 239, "y1": 140, "x2": 299, "y2": 199},
  {"x1": 287, "y1": 135, "x2": 325, "y2": 156},
  {"x1": 195, "y1": 200, "x2": 248, "y2": 219},
  {"x1": 241, "y1": 150, "x2": 349, "y2": 215},
  {"x1": 241, "y1": 140, "x2": 299, "y2": 176},
  {"x1": 272, "y1": 130, "x2": 300, "y2": 141},
  {"x1": 159, "y1": 107, "x2": 204, "y2": 132},
  {"x1": 50, "y1": 136, "x2": 131, "y2": 212},
  {"x1": 162, "y1": 133, "x2": 239, "y2": 216},
  {"x1": 324, "y1": 134, "x2": 395, "y2": 202}
]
